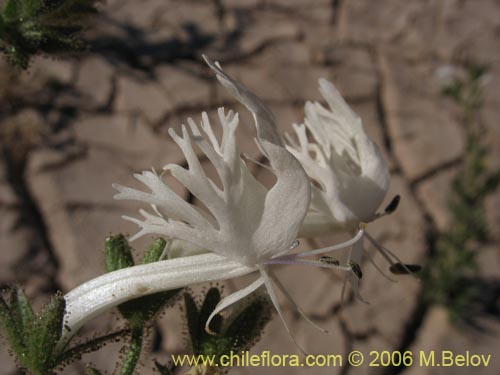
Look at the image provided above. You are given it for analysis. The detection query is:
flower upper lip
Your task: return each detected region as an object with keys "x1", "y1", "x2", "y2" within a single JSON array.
[{"x1": 113, "y1": 57, "x2": 310, "y2": 266}]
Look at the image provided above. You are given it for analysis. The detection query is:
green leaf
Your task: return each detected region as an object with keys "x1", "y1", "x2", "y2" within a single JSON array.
[
  {"x1": 142, "y1": 238, "x2": 167, "y2": 264},
  {"x1": 223, "y1": 296, "x2": 271, "y2": 353},
  {"x1": 10, "y1": 286, "x2": 35, "y2": 339},
  {"x1": 56, "y1": 328, "x2": 130, "y2": 365},
  {"x1": 116, "y1": 237, "x2": 179, "y2": 327},
  {"x1": 27, "y1": 293, "x2": 66, "y2": 371},
  {"x1": 118, "y1": 290, "x2": 179, "y2": 328},
  {"x1": 198, "y1": 288, "x2": 222, "y2": 340},
  {"x1": 0, "y1": 0, "x2": 99, "y2": 69},
  {"x1": 154, "y1": 361, "x2": 173, "y2": 375},
  {"x1": 119, "y1": 327, "x2": 143, "y2": 375},
  {"x1": 183, "y1": 292, "x2": 200, "y2": 353},
  {"x1": 3, "y1": 0, "x2": 22, "y2": 22},
  {"x1": 87, "y1": 367, "x2": 104, "y2": 375},
  {"x1": 104, "y1": 234, "x2": 134, "y2": 273},
  {"x1": 0, "y1": 291, "x2": 26, "y2": 357}
]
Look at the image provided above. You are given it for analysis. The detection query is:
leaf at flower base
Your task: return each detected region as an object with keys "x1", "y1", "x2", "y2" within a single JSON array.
[
  {"x1": 154, "y1": 361, "x2": 173, "y2": 375},
  {"x1": 9, "y1": 286, "x2": 35, "y2": 340},
  {"x1": 104, "y1": 234, "x2": 134, "y2": 273},
  {"x1": 199, "y1": 288, "x2": 222, "y2": 338},
  {"x1": 184, "y1": 288, "x2": 271, "y2": 365},
  {"x1": 118, "y1": 290, "x2": 179, "y2": 328},
  {"x1": 222, "y1": 295, "x2": 272, "y2": 354},
  {"x1": 0, "y1": 290, "x2": 26, "y2": 359},
  {"x1": 117, "y1": 238, "x2": 179, "y2": 327},
  {"x1": 389, "y1": 263, "x2": 422, "y2": 275},
  {"x1": 56, "y1": 328, "x2": 130, "y2": 365},
  {"x1": 0, "y1": 0, "x2": 99, "y2": 68},
  {"x1": 2, "y1": 0, "x2": 22, "y2": 22},
  {"x1": 184, "y1": 292, "x2": 200, "y2": 353},
  {"x1": 142, "y1": 238, "x2": 167, "y2": 264},
  {"x1": 184, "y1": 288, "x2": 224, "y2": 355},
  {"x1": 26, "y1": 293, "x2": 66, "y2": 372},
  {"x1": 87, "y1": 367, "x2": 104, "y2": 375}
]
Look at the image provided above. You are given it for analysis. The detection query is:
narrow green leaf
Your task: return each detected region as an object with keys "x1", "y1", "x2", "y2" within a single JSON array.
[
  {"x1": 56, "y1": 328, "x2": 130, "y2": 365},
  {"x1": 27, "y1": 293, "x2": 66, "y2": 371},
  {"x1": 142, "y1": 238, "x2": 167, "y2": 264},
  {"x1": 10, "y1": 286, "x2": 35, "y2": 338},
  {"x1": 0, "y1": 292, "x2": 26, "y2": 357},
  {"x1": 119, "y1": 326, "x2": 143, "y2": 375},
  {"x1": 223, "y1": 297, "x2": 271, "y2": 353},
  {"x1": 118, "y1": 238, "x2": 177, "y2": 326},
  {"x1": 154, "y1": 361, "x2": 173, "y2": 375},
  {"x1": 183, "y1": 292, "x2": 199, "y2": 353},
  {"x1": 118, "y1": 290, "x2": 179, "y2": 328},
  {"x1": 104, "y1": 234, "x2": 134, "y2": 273},
  {"x1": 3, "y1": 0, "x2": 22, "y2": 22},
  {"x1": 87, "y1": 367, "x2": 104, "y2": 375},
  {"x1": 198, "y1": 288, "x2": 222, "y2": 340}
]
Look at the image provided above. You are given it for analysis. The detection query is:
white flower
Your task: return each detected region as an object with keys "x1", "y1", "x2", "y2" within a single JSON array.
[
  {"x1": 286, "y1": 79, "x2": 390, "y2": 232},
  {"x1": 286, "y1": 79, "x2": 418, "y2": 302},
  {"x1": 58, "y1": 58, "x2": 361, "y2": 352}
]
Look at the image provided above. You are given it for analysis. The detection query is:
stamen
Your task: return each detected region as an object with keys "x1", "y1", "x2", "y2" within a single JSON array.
[
  {"x1": 364, "y1": 232, "x2": 396, "y2": 265},
  {"x1": 364, "y1": 251, "x2": 397, "y2": 282},
  {"x1": 319, "y1": 256, "x2": 340, "y2": 266},
  {"x1": 258, "y1": 266, "x2": 308, "y2": 355},
  {"x1": 293, "y1": 229, "x2": 364, "y2": 259},
  {"x1": 373, "y1": 194, "x2": 401, "y2": 219},
  {"x1": 389, "y1": 263, "x2": 422, "y2": 275},
  {"x1": 365, "y1": 232, "x2": 421, "y2": 276},
  {"x1": 289, "y1": 239, "x2": 300, "y2": 250},
  {"x1": 264, "y1": 257, "x2": 351, "y2": 272},
  {"x1": 384, "y1": 195, "x2": 401, "y2": 215},
  {"x1": 348, "y1": 260, "x2": 363, "y2": 280},
  {"x1": 270, "y1": 272, "x2": 333, "y2": 335}
]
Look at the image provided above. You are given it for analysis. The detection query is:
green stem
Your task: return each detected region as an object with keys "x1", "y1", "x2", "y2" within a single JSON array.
[{"x1": 119, "y1": 325, "x2": 144, "y2": 375}]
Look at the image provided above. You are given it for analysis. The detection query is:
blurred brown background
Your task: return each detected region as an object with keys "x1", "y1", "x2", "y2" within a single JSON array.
[{"x1": 1, "y1": 0, "x2": 499, "y2": 374}]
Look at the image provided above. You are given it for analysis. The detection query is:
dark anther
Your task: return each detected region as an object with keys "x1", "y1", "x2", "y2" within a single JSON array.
[
  {"x1": 319, "y1": 256, "x2": 340, "y2": 266},
  {"x1": 389, "y1": 263, "x2": 421, "y2": 275},
  {"x1": 348, "y1": 260, "x2": 363, "y2": 279},
  {"x1": 384, "y1": 195, "x2": 401, "y2": 215}
]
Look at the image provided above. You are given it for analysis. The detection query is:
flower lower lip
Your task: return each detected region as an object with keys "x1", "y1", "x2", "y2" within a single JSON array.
[{"x1": 57, "y1": 253, "x2": 257, "y2": 352}]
